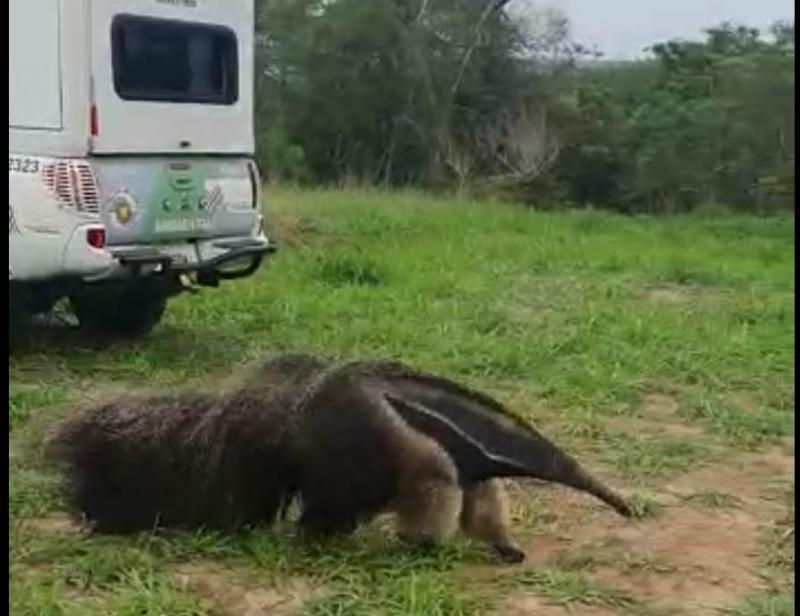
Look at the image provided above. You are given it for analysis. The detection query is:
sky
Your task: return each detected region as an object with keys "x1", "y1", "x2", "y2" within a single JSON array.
[{"x1": 518, "y1": 0, "x2": 795, "y2": 60}]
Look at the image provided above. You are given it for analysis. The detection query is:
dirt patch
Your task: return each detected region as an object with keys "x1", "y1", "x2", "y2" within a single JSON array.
[
  {"x1": 603, "y1": 392, "x2": 706, "y2": 440},
  {"x1": 644, "y1": 285, "x2": 694, "y2": 305},
  {"x1": 660, "y1": 447, "x2": 794, "y2": 505},
  {"x1": 726, "y1": 390, "x2": 763, "y2": 414},
  {"x1": 638, "y1": 392, "x2": 703, "y2": 438},
  {"x1": 508, "y1": 448, "x2": 795, "y2": 615},
  {"x1": 23, "y1": 512, "x2": 82, "y2": 535},
  {"x1": 504, "y1": 594, "x2": 618, "y2": 616},
  {"x1": 748, "y1": 447, "x2": 795, "y2": 479},
  {"x1": 588, "y1": 506, "x2": 763, "y2": 614},
  {"x1": 643, "y1": 284, "x2": 721, "y2": 308},
  {"x1": 272, "y1": 213, "x2": 325, "y2": 248},
  {"x1": 174, "y1": 562, "x2": 325, "y2": 616},
  {"x1": 640, "y1": 393, "x2": 680, "y2": 419}
]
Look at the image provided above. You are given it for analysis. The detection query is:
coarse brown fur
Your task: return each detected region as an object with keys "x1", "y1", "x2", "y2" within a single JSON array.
[
  {"x1": 461, "y1": 479, "x2": 524, "y2": 563},
  {"x1": 46, "y1": 353, "x2": 631, "y2": 564}
]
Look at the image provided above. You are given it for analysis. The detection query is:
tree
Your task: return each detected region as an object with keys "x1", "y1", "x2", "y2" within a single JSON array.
[
  {"x1": 253, "y1": 3, "x2": 794, "y2": 214},
  {"x1": 253, "y1": 0, "x2": 582, "y2": 190}
]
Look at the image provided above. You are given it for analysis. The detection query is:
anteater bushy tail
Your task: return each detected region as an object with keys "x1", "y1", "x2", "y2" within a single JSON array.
[{"x1": 45, "y1": 392, "x2": 298, "y2": 534}]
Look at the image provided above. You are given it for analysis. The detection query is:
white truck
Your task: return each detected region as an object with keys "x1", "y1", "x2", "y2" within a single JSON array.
[{"x1": 9, "y1": 0, "x2": 272, "y2": 336}]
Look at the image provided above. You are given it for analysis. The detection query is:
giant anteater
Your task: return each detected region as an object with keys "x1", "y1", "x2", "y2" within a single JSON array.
[{"x1": 46, "y1": 353, "x2": 632, "y2": 563}]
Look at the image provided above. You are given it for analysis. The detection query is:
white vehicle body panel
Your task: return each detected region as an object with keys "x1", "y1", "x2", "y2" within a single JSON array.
[
  {"x1": 9, "y1": 0, "x2": 92, "y2": 158},
  {"x1": 9, "y1": 156, "x2": 112, "y2": 281},
  {"x1": 89, "y1": 0, "x2": 255, "y2": 155},
  {"x1": 9, "y1": 0, "x2": 63, "y2": 131}
]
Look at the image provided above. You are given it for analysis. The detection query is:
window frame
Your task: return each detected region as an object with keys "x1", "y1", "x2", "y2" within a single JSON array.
[{"x1": 110, "y1": 13, "x2": 240, "y2": 106}]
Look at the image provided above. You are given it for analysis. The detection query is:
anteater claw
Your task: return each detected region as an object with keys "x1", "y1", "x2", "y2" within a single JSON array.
[{"x1": 495, "y1": 543, "x2": 526, "y2": 564}]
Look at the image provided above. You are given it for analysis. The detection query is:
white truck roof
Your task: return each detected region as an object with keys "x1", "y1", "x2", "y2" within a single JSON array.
[
  {"x1": 9, "y1": 0, "x2": 255, "y2": 157},
  {"x1": 9, "y1": 0, "x2": 63, "y2": 132}
]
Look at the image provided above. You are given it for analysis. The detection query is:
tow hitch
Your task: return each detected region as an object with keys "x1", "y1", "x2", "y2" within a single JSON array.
[{"x1": 178, "y1": 273, "x2": 201, "y2": 294}]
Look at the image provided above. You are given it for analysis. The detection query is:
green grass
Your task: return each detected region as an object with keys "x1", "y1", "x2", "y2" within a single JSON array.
[
  {"x1": 9, "y1": 384, "x2": 69, "y2": 430},
  {"x1": 683, "y1": 490, "x2": 742, "y2": 509},
  {"x1": 10, "y1": 567, "x2": 206, "y2": 616},
  {"x1": 720, "y1": 592, "x2": 795, "y2": 616},
  {"x1": 503, "y1": 567, "x2": 638, "y2": 610},
  {"x1": 9, "y1": 188, "x2": 795, "y2": 614},
  {"x1": 625, "y1": 493, "x2": 663, "y2": 520}
]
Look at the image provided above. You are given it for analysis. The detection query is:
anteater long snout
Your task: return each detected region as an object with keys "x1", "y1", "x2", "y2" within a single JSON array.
[{"x1": 547, "y1": 453, "x2": 633, "y2": 518}]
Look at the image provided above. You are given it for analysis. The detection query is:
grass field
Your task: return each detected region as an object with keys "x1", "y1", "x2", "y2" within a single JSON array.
[{"x1": 9, "y1": 189, "x2": 795, "y2": 615}]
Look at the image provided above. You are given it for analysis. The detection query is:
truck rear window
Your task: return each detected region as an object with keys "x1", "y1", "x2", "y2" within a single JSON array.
[{"x1": 111, "y1": 14, "x2": 238, "y2": 105}]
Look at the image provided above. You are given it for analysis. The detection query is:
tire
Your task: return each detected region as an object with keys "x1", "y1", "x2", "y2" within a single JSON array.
[
  {"x1": 70, "y1": 280, "x2": 168, "y2": 337},
  {"x1": 9, "y1": 291, "x2": 29, "y2": 344},
  {"x1": 9, "y1": 282, "x2": 45, "y2": 344}
]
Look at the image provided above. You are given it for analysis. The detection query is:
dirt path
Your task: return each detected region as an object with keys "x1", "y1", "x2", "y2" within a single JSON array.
[
  {"x1": 174, "y1": 563, "x2": 325, "y2": 616},
  {"x1": 503, "y1": 447, "x2": 794, "y2": 615}
]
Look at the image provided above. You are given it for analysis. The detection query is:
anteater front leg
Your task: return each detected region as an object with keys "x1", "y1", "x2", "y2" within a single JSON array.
[
  {"x1": 461, "y1": 479, "x2": 526, "y2": 564},
  {"x1": 392, "y1": 436, "x2": 463, "y2": 547}
]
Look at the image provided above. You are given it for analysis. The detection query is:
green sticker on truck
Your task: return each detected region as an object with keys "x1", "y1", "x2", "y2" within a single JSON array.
[{"x1": 144, "y1": 165, "x2": 214, "y2": 240}]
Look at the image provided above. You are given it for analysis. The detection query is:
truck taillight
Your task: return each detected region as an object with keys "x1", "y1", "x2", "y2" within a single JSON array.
[
  {"x1": 90, "y1": 104, "x2": 99, "y2": 138},
  {"x1": 247, "y1": 161, "x2": 260, "y2": 209},
  {"x1": 86, "y1": 228, "x2": 106, "y2": 249}
]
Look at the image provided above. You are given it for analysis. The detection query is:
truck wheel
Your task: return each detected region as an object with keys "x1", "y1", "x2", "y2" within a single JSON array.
[
  {"x1": 9, "y1": 293, "x2": 29, "y2": 344},
  {"x1": 70, "y1": 281, "x2": 168, "y2": 337},
  {"x1": 9, "y1": 282, "x2": 45, "y2": 343}
]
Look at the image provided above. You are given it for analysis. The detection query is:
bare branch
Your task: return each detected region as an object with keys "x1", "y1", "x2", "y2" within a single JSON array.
[
  {"x1": 451, "y1": 0, "x2": 502, "y2": 96},
  {"x1": 479, "y1": 105, "x2": 561, "y2": 184}
]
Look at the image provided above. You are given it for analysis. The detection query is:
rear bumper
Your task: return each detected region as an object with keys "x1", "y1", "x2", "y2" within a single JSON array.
[{"x1": 96, "y1": 234, "x2": 275, "y2": 284}]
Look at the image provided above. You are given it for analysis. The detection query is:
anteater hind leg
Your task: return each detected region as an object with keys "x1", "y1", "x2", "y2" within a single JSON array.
[
  {"x1": 392, "y1": 435, "x2": 463, "y2": 547},
  {"x1": 461, "y1": 479, "x2": 525, "y2": 564},
  {"x1": 298, "y1": 511, "x2": 359, "y2": 541}
]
